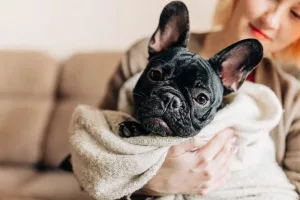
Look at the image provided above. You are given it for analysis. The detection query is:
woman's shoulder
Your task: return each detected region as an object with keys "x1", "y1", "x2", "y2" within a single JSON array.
[
  {"x1": 264, "y1": 57, "x2": 300, "y2": 87},
  {"x1": 279, "y1": 62, "x2": 300, "y2": 81},
  {"x1": 261, "y1": 58, "x2": 300, "y2": 105}
]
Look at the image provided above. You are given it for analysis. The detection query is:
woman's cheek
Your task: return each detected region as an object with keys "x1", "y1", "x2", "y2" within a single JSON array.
[{"x1": 241, "y1": 0, "x2": 270, "y2": 20}]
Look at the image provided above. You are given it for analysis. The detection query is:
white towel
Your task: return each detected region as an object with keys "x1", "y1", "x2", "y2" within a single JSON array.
[{"x1": 69, "y1": 73, "x2": 298, "y2": 200}]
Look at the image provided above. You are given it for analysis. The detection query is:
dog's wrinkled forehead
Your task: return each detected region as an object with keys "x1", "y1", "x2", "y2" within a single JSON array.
[{"x1": 148, "y1": 47, "x2": 215, "y2": 83}]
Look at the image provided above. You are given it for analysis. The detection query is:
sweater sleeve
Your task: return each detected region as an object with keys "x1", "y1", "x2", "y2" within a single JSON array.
[
  {"x1": 99, "y1": 37, "x2": 150, "y2": 110},
  {"x1": 283, "y1": 80, "x2": 300, "y2": 194}
]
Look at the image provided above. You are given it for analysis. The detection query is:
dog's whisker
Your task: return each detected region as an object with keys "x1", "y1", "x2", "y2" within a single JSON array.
[
  {"x1": 156, "y1": 59, "x2": 167, "y2": 64},
  {"x1": 133, "y1": 92, "x2": 146, "y2": 98},
  {"x1": 140, "y1": 92, "x2": 147, "y2": 97}
]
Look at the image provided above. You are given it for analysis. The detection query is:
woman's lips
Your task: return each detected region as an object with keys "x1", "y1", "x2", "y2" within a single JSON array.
[{"x1": 249, "y1": 23, "x2": 271, "y2": 41}]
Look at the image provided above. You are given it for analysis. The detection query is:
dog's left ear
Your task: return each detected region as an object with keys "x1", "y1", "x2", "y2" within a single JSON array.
[
  {"x1": 209, "y1": 39, "x2": 263, "y2": 95},
  {"x1": 148, "y1": 1, "x2": 190, "y2": 58}
]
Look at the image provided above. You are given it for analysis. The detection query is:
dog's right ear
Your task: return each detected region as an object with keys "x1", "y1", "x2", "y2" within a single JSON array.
[
  {"x1": 148, "y1": 1, "x2": 190, "y2": 59},
  {"x1": 209, "y1": 39, "x2": 263, "y2": 95}
]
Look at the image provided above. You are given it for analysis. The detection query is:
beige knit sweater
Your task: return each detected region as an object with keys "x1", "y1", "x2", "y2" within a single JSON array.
[{"x1": 100, "y1": 33, "x2": 300, "y2": 195}]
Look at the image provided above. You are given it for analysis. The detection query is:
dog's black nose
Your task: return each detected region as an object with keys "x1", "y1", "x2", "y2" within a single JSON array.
[{"x1": 161, "y1": 92, "x2": 181, "y2": 109}]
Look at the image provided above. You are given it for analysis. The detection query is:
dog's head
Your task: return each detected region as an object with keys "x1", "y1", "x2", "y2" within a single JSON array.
[{"x1": 133, "y1": 1, "x2": 263, "y2": 137}]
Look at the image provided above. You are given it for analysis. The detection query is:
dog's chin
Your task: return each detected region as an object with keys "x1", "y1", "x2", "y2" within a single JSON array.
[{"x1": 141, "y1": 117, "x2": 174, "y2": 137}]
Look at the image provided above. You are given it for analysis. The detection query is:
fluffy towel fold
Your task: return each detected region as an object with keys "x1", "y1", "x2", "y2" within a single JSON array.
[{"x1": 69, "y1": 73, "x2": 298, "y2": 200}]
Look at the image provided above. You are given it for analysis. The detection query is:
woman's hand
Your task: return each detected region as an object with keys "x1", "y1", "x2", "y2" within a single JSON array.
[{"x1": 137, "y1": 128, "x2": 238, "y2": 196}]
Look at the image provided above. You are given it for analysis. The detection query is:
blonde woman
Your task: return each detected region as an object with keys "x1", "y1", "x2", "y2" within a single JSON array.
[{"x1": 100, "y1": 0, "x2": 300, "y2": 197}]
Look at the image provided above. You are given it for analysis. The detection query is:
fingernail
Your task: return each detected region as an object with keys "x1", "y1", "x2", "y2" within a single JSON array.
[
  {"x1": 228, "y1": 127, "x2": 234, "y2": 131},
  {"x1": 231, "y1": 146, "x2": 238, "y2": 154},
  {"x1": 226, "y1": 127, "x2": 233, "y2": 132},
  {"x1": 199, "y1": 157, "x2": 210, "y2": 167},
  {"x1": 231, "y1": 136, "x2": 237, "y2": 144}
]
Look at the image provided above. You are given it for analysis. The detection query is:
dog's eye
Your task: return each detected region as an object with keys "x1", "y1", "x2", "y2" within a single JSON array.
[
  {"x1": 149, "y1": 69, "x2": 163, "y2": 81},
  {"x1": 196, "y1": 93, "x2": 208, "y2": 105}
]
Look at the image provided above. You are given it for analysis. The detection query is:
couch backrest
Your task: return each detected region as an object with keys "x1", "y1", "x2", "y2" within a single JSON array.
[
  {"x1": 42, "y1": 52, "x2": 122, "y2": 167},
  {"x1": 0, "y1": 51, "x2": 122, "y2": 166},
  {"x1": 0, "y1": 51, "x2": 58, "y2": 164}
]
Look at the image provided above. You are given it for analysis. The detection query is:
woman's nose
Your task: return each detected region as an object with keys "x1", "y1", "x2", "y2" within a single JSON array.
[{"x1": 260, "y1": 8, "x2": 282, "y2": 30}]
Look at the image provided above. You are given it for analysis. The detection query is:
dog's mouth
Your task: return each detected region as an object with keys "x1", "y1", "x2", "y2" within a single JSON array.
[{"x1": 141, "y1": 117, "x2": 174, "y2": 136}]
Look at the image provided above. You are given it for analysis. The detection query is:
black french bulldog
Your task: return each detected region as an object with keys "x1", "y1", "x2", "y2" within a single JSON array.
[
  {"x1": 118, "y1": 1, "x2": 263, "y2": 138},
  {"x1": 59, "y1": 1, "x2": 263, "y2": 174}
]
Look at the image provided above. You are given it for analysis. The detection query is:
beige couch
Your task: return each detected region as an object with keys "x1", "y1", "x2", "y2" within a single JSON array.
[{"x1": 0, "y1": 50, "x2": 122, "y2": 200}]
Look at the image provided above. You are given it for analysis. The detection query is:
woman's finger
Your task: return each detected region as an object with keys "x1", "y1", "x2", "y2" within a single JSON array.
[
  {"x1": 197, "y1": 174, "x2": 229, "y2": 196},
  {"x1": 167, "y1": 137, "x2": 208, "y2": 158},
  {"x1": 195, "y1": 128, "x2": 235, "y2": 164},
  {"x1": 198, "y1": 139, "x2": 234, "y2": 178},
  {"x1": 213, "y1": 136, "x2": 237, "y2": 165},
  {"x1": 194, "y1": 140, "x2": 237, "y2": 191},
  {"x1": 208, "y1": 148, "x2": 236, "y2": 186},
  {"x1": 181, "y1": 136, "x2": 209, "y2": 152},
  {"x1": 197, "y1": 151, "x2": 235, "y2": 193}
]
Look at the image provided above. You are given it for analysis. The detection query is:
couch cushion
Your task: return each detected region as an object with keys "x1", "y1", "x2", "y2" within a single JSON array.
[
  {"x1": 43, "y1": 52, "x2": 122, "y2": 167},
  {"x1": 59, "y1": 52, "x2": 122, "y2": 99},
  {"x1": 20, "y1": 171, "x2": 93, "y2": 200},
  {"x1": 0, "y1": 51, "x2": 58, "y2": 97},
  {"x1": 0, "y1": 165, "x2": 93, "y2": 200},
  {"x1": 0, "y1": 98, "x2": 53, "y2": 164},
  {"x1": 43, "y1": 98, "x2": 100, "y2": 167},
  {"x1": 0, "y1": 165, "x2": 36, "y2": 197},
  {"x1": 0, "y1": 197, "x2": 42, "y2": 200}
]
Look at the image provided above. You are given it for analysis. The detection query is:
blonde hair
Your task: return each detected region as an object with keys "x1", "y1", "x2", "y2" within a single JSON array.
[{"x1": 212, "y1": 0, "x2": 300, "y2": 68}]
